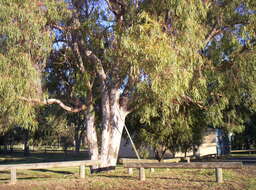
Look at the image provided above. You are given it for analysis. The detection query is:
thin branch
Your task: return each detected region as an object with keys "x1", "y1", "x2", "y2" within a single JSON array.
[
  {"x1": 85, "y1": 50, "x2": 107, "y2": 82},
  {"x1": 204, "y1": 26, "x2": 223, "y2": 46},
  {"x1": 19, "y1": 97, "x2": 86, "y2": 113},
  {"x1": 181, "y1": 95, "x2": 205, "y2": 109},
  {"x1": 105, "y1": 0, "x2": 113, "y2": 11},
  {"x1": 73, "y1": 42, "x2": 85, "y2": 72},
  {"x1": 51, "y1": 23, "x2": 80, "y2": 32},
  {"x1": 52, "y1": 24, "x2": 65, "y2": 31}
]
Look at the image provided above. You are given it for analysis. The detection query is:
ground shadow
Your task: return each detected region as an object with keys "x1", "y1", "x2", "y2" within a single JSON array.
[
  {"x1": 95, "y1": 174, "x2": 214, "y2": 183},
  {"x1": 156, "y1": 176, "x2": 214, "y2": 183},
  {"x1": 31, "y1": 169, "x2": 73, "y2": 175},
  {"x1": 0, "y1": 151, "x2": 90, "y2": 165},
  {"x1": 0, "y1": 176, "x2": 43, "y2": 183},
  {"x1": 0, "y1": 171, "x2": 9, "y2": 174},
  {"x1": 95, "y1": 174, "x2": 134, "y2": 180}
]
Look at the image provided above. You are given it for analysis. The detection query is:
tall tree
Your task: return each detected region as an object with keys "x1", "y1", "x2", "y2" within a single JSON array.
[
  {"x1": 45, "y1": 0, "x2": 208, "y2": 167},
  {"x1": 1, "y1": 0, "x2": 255, "y2": 169}
]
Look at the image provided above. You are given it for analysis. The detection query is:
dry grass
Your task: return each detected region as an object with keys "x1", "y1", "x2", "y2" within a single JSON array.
[
  {"x1": 0, "y1": 166, "x2": 256, "y2": 190},
  {"x1": 1, "y1": 152, "x2": 256, "y2": 190}
]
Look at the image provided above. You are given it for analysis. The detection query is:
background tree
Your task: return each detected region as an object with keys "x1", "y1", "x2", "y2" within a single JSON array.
[
  {"x1": 126, "y1": 91, "x2": 208, "y2": 161},
  {"x1": 232, "y1": 111, "x2": 256, "y2": 150},
  {"x1": 0, "y1": 0, "x2": 70, "y2": 137}
]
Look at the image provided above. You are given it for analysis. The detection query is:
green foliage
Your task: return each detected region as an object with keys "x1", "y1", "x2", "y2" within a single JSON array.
[
  {"x1": 35, "y1": 105, "x2": 68, "y2": 146},
  {"x1": 120, "y1": 9, "x2": 206, "y2": 102},
  {"x1": 0, "y1": 0, "x2": 70, "y2": 132},
  {"x1": 1, "y1": 0, "x2": 256, "y2": 155},
  {"x1": 126, "y1": 97, "x2": 208, "y2": 160},
  {"x1": 201, "y1": 0, "x2": 256, "y2": 129},
  {"x1": 232, "y1": 112, "x2": 256, "y2": 149}
]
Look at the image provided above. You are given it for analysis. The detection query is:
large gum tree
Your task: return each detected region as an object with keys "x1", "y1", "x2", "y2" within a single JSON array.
[{"x1": 1, "y1": 0, "x2": 255, "y2": 169}]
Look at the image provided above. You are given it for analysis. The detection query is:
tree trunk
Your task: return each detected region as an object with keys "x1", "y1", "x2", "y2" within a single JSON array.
[
  {"x1": 4, "y1": 144, "x2": 8, "y2": 153},
  {"x1": 74, "y1": 128, "x2": 80, "y2": 154},
  {"x1": 75, "y1": 138, "x2": 81, "y2": 154},
  {"x1": 85, "y1": 95, "x2": 99, "y2": 170},
  {"x1": 99, "y1": 88, "x2": 128, "y2": 168},
  {"x1": 99, "y1": 89, "x2": 111, "y2": 167},
  {"x1": 24, "y1": 140, "x2": 30, "y2": 156},
  {"x1": 24, "y1": 131, "x2": 30, "y2": 156},
  {"x1": 75, "y1": 126, "x2": 84, "y2": 154},
  {"x1": 99, "y1": 110, "x2": 126, "y2": 167},
  {"x1": 107, "y1": 108, "x2": 127, "y2": 166}
]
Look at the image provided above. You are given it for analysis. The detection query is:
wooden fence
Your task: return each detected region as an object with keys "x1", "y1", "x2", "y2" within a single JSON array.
[
  {"x1": 123, "y1": 162, "x2": 243, "y2": 183},
  {"x1": 119, "y1": 158, "x2": 181, "y2": 174},
  {"x1": 0, "y1": 160, "x2": 100, "y2": 184},
  {"x1": 231, "y1": 149, "x2": 256, "y2": 154},
  {"x1": 119, "y1": 158, "x2": 181, "y2": 164}
]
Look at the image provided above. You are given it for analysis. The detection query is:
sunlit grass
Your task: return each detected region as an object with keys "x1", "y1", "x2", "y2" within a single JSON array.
[
  {"x1": 0, "y1": 153, "x2": 256, "y2": 189},
  {"x1": 0, "y1": 166, "x2": 255, "y2": 190}
]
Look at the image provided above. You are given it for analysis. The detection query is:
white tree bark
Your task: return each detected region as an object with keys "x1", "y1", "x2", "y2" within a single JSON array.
[
  {"x1": 85, "y1": 90, "x2": 99, "y2": 168},
  {"x1": 86, "y1": 107, "x2": 98, "y2": 162},
  {"x1": 108, "y1": 108, "x2": 127, "y2": 166},
  {"x1": 100, "y1": 88, "x2": 129, "y2": 167},
  {"x1": 100, "y1": 89, "x2": 111, "y2": 167}
]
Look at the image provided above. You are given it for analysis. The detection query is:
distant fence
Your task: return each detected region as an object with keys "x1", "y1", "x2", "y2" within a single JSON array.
[
  {"x1": 0, "y1": 160, "x2": 100, "y2": 184},
  {"x1": 231, "y1": 149, "x2": 256, "y2": 154},
  {"x1": 0, "y1": 145, "x2": 89, "y2": 153}
]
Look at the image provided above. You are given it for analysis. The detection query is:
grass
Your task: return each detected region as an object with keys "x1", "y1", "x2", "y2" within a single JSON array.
[
  {"x1": 0, "y1": 150, "x2": 89, "y2": 164},
  {"x1": 0, "y1": 152, "x2": 256, "y2": 190},
  {"x1": 1, "y1": 166, "x2": 255, "y2": 190}
]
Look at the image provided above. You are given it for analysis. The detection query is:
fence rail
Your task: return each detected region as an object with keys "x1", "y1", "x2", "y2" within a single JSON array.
[
  {"x1": 124, "y1": 162, "x2": 243, "y2": 183},
  {"x1": 120, "y1": 158, "x2": 181, "y2": 175},
  {"x1": 119, "y1": 158, "x2": 181, "y2": 164},
  {"x1": 123, "y1": 162, "x2": 242, "y2": 169},
  {"x1": 231, "y1": 149, "x2": 256, "y2": 153},
  {"x1": 0, "y1": 160, "x2": 100, "y2": 184}
]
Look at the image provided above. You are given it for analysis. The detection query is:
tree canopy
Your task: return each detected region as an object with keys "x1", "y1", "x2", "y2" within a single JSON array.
[
  {"x1": 0, "y1": 0, "x2": 255, "y2": 167},
  {"x1": 0, "y1": 0, "x2": 70, "y2": 132}
]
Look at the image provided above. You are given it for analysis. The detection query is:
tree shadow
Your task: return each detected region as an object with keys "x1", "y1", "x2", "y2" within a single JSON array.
[
  {"x1": 95, "y1": 174, "x2": 134, "y2": 180},
  {"x1": 0, "y1": 150, "x2": 90, "y2": 165},
  {"x1": 0, "y1": 171, "x2": 9, "y2": 174},
  {"x1": 156, "y1": 176, "x2": 214, "y2": 183},
  {"x1": 0, "y1": 176, "x2": 41, "y2": 182},
  {"x1": 30, "y1": 169, "x2": 73, "y2": 175}
]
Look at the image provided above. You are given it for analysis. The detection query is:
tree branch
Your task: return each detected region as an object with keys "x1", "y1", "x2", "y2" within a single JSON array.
[
  {"x1": 181, "y1": 95, "x2": 205, "y2": 109},
  {"x1": 85, "y1": 50, "x2": 107, "y2": 82},
  {"x1": 52, "y1": 24, "x2": 65, "y2": 31},
  {"x1": 204, "y1": 25, "x2": 224, "y2": 46},
  {"x1": 19, "y1": 97, "x2": 86, "y2": 113},
  {"x1": 73, "y1": 42, "x2": 85, "y2": 72}
]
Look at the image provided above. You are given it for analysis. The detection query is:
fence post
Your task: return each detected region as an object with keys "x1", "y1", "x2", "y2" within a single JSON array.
[
  {"x1": 150, "y1": 168, "x2": 155, "y2": 173},
  {"x1": 215, "y1": 168, "x2": 223, "y2": 183},
  {"x1": 10, "y1": 168, "x2": 17, "y2": 184},
  {"x1": 128, "y1": 168, "x2": 133, "y2": 175},
  {"x1": 139, "y1": 167, "x2": 145, "y2": 181},
  {"x1": 80, "y1": 165, "x2": 85, "y2": 179}
]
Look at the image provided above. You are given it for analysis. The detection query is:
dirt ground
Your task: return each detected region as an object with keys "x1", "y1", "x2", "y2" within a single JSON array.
[{"x1": 0, "y1": 165, "x2": 256, "y2": 190}]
